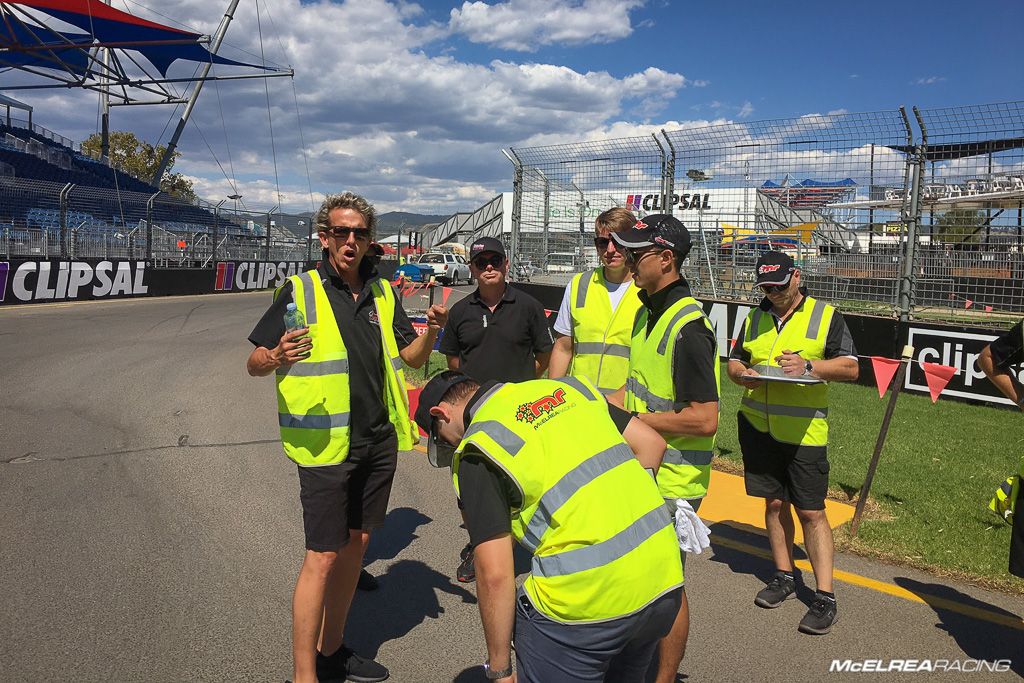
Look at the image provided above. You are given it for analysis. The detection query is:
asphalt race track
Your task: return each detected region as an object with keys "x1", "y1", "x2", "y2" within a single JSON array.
[{"x1": 1, "y1": 291, "x2": 1022, "y2": 682}]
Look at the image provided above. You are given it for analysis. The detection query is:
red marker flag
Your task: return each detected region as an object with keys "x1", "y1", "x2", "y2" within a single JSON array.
[
  {"x1": 544, "y1": 309, "x2": 556, "y2": 317},
  {"x1": 922, "y1": 362, "x2": 957, "y2": 403},
  {"x1": 965, "y1": 299, "x2": 974, "y2": 309},
  {"x1": 407, "y1": 387, "x2": 426, "y2": 436},
  {"x1": 442, "y1": 287, "x2": 453, "y2": 306},
  {"x1": 985, "y1": 305, "x2": 993, "y2": 312},
  {"x1": 870, "y1": 357, "x2": 902, "y2": 399}
]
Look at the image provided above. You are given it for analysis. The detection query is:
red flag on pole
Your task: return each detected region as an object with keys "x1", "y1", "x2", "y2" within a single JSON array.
[
  {"x1": 870, "y1": 357, "x2": 902, "y2": 398},
  {"x1": 442, "y1": 287, "x2": 453, "y2": 306},
  {"x1": 965, "y1": 299, "x2": 974, "y2": 309},
  {"x1": 985, "y1": 305, "x2": 993, "y2": 312},
  {"x1": 921, "y1": 362, "x2": 957, "y2": 403}
]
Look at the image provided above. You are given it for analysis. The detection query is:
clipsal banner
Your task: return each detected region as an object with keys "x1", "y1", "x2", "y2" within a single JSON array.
[
  {"x1": 905, "y1": 326, "x2": 1021, "y2": 406},
  {"x1": 0, "y1": 259, "x2": 148, "y2": 304},
  {"x1": 214, "y1": 261, "x2": 306, "y2": 292}
]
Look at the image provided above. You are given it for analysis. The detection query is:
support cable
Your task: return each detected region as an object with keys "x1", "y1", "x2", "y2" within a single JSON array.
[{"x1": 256, "y1": 0, "x2": 282, "y2": 208}]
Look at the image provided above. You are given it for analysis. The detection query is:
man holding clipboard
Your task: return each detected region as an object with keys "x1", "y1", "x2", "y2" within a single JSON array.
[{"x1": 726, "y1": 251, "x2": 859, "y2": 635}]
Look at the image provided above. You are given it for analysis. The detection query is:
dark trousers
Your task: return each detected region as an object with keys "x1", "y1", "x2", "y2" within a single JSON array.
[{"x1": 514, "y1": 586, "x2": 683, "y2": 683}]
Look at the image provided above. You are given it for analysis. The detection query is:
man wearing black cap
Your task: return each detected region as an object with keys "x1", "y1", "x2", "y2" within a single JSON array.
[
  {"x1": 609, "y1": 214, "x2": 720, "y2": 683},
  {"x1": 438, "y1": 235, "x2": 554, "y2": 582},
  {"x1": 727, "y1": 250, "x2": 858, "y2": 635},
  {"x1": 415, "y1": 370, "x2": 683, "y2": 683}
]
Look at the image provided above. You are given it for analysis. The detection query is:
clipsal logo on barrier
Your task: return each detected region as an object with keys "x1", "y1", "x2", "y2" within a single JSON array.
[
  {"x1": 625, "y1": 193, "x2": 711, "y2": 212},
  {"x1": 0, "y1": 260, "x2": 147, "y2": 303},
  {"x1": 906, "y1": 327, "x2": 1020, "y2": 405},
  {"x1": 214, "y1": 261, "x2": 305, "y2": 292}
]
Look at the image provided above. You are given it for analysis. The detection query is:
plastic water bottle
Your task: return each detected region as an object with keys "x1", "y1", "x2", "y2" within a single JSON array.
[{"x1": 284, "y1": 302, "x2": 306, "y2": 331}]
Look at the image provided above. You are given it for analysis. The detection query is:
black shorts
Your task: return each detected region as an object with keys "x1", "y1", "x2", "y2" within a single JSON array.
[
  {"x1": 297, "y1": 430, "x2": 398, "y2": 552},
  {"x1": 1011, "y1": 484, "x2": 1024, "y2": 579},
  {"x1": 738, "y1": 412, "x2": 829, "y2": 511}
]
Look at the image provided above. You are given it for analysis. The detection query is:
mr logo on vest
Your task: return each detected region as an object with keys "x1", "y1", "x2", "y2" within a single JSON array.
[{"x1": 515, "y1": 388, "x2": 573, "y2": 430}]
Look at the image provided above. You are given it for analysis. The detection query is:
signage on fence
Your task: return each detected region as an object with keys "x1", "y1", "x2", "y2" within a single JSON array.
[
  {"x1": 905, "y1": 326, "x2": 1020, "y2": 406},
  {"x1": 0, "y1": 259, "x2": 148, "y2": 303},
  {"x1": 213, "y1": 261, "x2": 306, "y2": 292}
]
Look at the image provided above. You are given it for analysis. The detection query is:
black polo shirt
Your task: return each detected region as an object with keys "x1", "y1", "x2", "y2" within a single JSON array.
[
  {"x1": 458, "y1": 381, "x2": 635, "y2": 545},
  {"x1": 438, "y1": 285, "x2": 554, "y2": 383},
  {"x1": 730, "y1": 288, "x2": 857, "y2": 364},
  {"x1": 248, "y1": 254, "x2": 417, "y2": 446},
  {"x1": 637, "y1": 278, "x2": 720, "y2": 404}
]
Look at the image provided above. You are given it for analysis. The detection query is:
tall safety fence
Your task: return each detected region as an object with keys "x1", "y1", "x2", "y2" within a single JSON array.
[
  {"x1": 506, "y1": 101, "x2": 1024, "y2": 327},
  {"x1": 0, "y1": 177, "x2": 312, "y2": 265}
]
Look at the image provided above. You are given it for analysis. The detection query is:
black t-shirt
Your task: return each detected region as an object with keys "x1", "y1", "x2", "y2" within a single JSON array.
[
  {"x1": 248, "y1": 257, "x2": 417, "y2": 445},
  {"x1": 438, "y1": 285, "x2": 554, "y2": 383},
  {"x1": 458, "y1": 382, "x2": 634, "y2": 546},
  {"x1": 637, "y1": 278, "x2": 720, "y2": 404},
  {"x1": 730, "y1": 289, "x2": 857, "y2": 364},
  {"x1": 989, "y1": 320, "x2": 1024, "y2": 369}
]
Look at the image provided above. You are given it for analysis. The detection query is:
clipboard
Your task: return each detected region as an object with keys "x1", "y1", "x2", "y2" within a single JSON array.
[{"x1": 748, "y1": 364, "x2": 825, "y2": 385}]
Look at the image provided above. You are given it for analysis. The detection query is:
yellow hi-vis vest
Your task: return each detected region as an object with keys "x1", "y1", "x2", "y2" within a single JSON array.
[
  {"x1": 625, "y1": 295, "x2": 720, "y2": 500},
  {"x1": 738, "y1": 296, "x2": 834, "y2": 446},
  {"x1": 452, "y1": 377, "x2": 683, "y2": 623},
  {"x1": 274, "y1": 271, "x2": 417, "y2": 466},
  {"x1": 989, "y1": 456, "x2": 1024, "y2": 523},
  {"x1": 567, "y1": 267, "x2": 643, "y2": 395}
]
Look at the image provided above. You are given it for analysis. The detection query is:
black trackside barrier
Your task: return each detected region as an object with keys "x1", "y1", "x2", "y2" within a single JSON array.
[
  {"x1": 514, "y1": 281, "x2": 1021, "y2": 408},
  {"x1": 0, "y1": 258, "x2": 315, "y2": 305}
]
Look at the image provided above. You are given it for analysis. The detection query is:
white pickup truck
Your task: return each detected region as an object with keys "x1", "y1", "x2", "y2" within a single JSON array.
[{"x1": 417, "y1": 252, "x2": 472, "y2": 285}]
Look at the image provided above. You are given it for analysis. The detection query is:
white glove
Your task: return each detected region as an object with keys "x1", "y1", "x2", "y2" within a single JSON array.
[{"x1": 674, "y1": 498, "x2": 711, "y2": 554}]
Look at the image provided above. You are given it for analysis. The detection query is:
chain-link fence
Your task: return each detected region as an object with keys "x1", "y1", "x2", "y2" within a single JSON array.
[
  {"x1": 0, "y1": 176, "x2": 311, "y2": 265},
  {"x1": 506, "y1": 101, "x2": 1024, "y2": 328}
]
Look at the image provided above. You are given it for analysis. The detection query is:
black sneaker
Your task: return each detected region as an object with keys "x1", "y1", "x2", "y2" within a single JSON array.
[
  {"x1": 457, "y1": 543, "x2": 475, "y2": 583},
  {"x1": 798, "y1": 593, "x2": 838, "y2": 635},
  {"x1": 754, "y1": 571, "x2": 797, "y2": 608},
  {"x1": 317, "y1": 645, "x2": 389, "y2": 682},
  {"x1": 357, "y1": 568, "x2": 379, "y2": 591}
]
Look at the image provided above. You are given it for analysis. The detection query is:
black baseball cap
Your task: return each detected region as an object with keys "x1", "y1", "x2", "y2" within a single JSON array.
[
  {"x1": 754, "y1": 251, "x2": 796, "y2": 286},
  {"x1": 611, "y1": 214, "x2": 692, "y2": 258},
  {"x1": 413, "y1": 370, "x2": 476, "y2": 436},
  {"x1": 469, "y1": 237, "x2": 506, "y2": 259}
]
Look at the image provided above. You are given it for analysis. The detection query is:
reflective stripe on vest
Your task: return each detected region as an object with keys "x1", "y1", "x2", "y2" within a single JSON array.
[
  {"x1": 625, "y1": 294, "x2": 720, "y2": 500},
  {"x1": 568, "y1": 268, "x2": 642, "y2": 393},
  {"x1": 276, "y1": 359, "x2": 350, "y2": 377},
  {"x1": 739, "y1": 295, "x2": 833, "y2": 446},
  {"x1": 452, "y1": 378, "x2": 682, "y2": 623}
]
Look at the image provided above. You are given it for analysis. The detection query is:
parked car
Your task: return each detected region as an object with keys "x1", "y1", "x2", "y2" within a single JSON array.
[
  {"x1": 417, "y1": 252, "x2": 472, "y2": 284},
  {"x1": 394, "y1": 262, "x2": 433, "y2": 283}
]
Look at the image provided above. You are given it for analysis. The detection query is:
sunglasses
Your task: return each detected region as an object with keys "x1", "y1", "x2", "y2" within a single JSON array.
[
  {"x1": 623, "y1": 247, "x2": 660, "y2": 266},
  {"x1": 760, "y1": 283, "x2": 790, "y2": 294},
  {"x1": 594, "y1": 236, "x2": 619, "y2": 250},
  {"x1": 322, "y1": 226, "x2": 371, "y2": 241},
  {"x1": 472, "y1": 254, "x2": 505, "y2": 269}
]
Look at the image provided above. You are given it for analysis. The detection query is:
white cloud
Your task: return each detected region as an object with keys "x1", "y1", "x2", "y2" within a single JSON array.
[
  {"x1": 737, "y1": 101, "x2": 754, "y2": 118},
  {"x1": 449, "y1": 0, "x2": 645, "y2": 51},
  {"x1": 913, "y1": 76, "x2": 946, "y2": 85}
]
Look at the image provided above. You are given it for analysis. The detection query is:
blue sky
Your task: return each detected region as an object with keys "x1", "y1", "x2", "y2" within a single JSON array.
[{"x1": 10, "y1": 0, "x2": 1023, "y2": 213}]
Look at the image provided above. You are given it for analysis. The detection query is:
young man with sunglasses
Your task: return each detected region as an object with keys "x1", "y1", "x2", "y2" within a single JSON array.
[
  {"x1": 549, "y1": 207, "x2": 643, "y2": 395},
  {"x1": 609, "y1": 214, "x2": 720, "y2": 683},
  {"x1": 726, "y1": 251, "x2": 858, "y2": 636},
  {"x1": 439, "y1": 236, "x2": 554, "y2": 583},
  {"x1": 246, "y1": 192, "x2": 446, "y2": 683}
]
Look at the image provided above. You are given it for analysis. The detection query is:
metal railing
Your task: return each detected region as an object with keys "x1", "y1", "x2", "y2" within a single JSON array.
[{"x1": 506, "y1": 101, "x2": 1024, "y2": 327}]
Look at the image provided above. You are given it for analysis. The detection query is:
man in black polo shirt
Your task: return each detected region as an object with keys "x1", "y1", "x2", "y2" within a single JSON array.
[
  {"x1": 439, "y1": 236, "x2": 554, "y2": 582},
  {"x1": 247, "y1": 192, "x2": 445, "y2": 683},
  {"x1": 978, "y1": 321, "x2": 1024, "y2": 580}
]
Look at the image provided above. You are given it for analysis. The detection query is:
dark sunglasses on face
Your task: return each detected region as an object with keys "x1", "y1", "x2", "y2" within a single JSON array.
[
  {"x1": 594, "y1": 237, "x2": 618, "y2": 250},
  {"x1": 760, "y1": 283, "x2": 789, "y2": 294},
  {"x1": 322, "y1": 226, "x2": 371, "y2": 241},
  {"x1": 623, "y1": 247, "x2": 658, "y2": 265},
  {"x1": 472, "y1": 254, "x2": 505, "y2": 269}
]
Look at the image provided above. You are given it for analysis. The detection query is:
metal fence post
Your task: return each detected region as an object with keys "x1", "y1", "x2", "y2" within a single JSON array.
[
  {"x1": 504, "y1": 148, "x2": 524, "y2": 275},
  {"x1": 146, "y1": 192, "x2": 159, "y2": 261},
  {"x1": 58, "y1": 182, "x2": 72, "y2": 258},
  {"x1": 897, "y1": 107, "x2": 925, "y2": 322}
]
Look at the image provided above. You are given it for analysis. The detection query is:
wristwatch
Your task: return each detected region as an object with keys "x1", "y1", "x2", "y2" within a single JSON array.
[
  {"x1": 803, "y1": 359, "x2": 814, "y2": 377},
  {"x1": 484, "y1": 660, "x2": 513, "y2": 680}
]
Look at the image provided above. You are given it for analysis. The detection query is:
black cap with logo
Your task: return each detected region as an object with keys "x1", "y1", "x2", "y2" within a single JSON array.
[
  {"x1": 610, "y1": 214, "x2": 692, "y2": 259},
  {"x1": 469, "y1": 237, "x2": 506, "y2": 259},
  {"x1": 754, "y1": 251, "x2": 796, "y2": 286}
]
